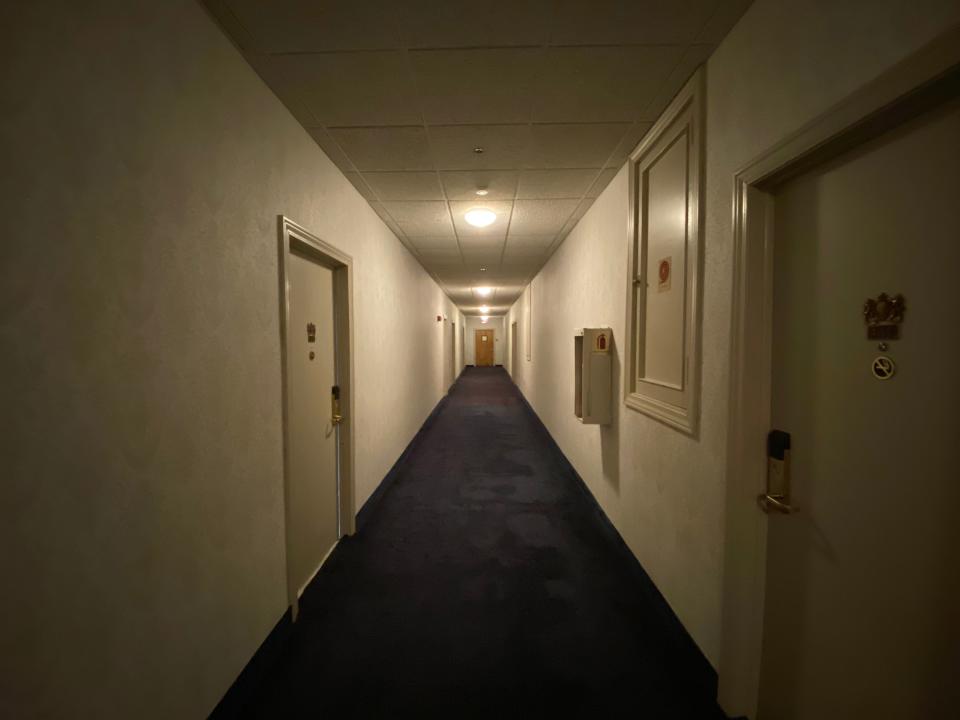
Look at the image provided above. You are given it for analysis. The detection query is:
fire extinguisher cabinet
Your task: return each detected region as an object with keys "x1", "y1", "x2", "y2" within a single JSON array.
[{"x1": 574, "y1": 328, "x2": 612, "y2": 425}]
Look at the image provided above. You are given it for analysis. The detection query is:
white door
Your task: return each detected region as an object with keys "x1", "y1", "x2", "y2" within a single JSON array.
[
  {"x1": 758, "y1": 101, "x2": 960, "y2": 718},
  {"x1": 286, "y1": 250, "x2": 339, "y2": 599}
]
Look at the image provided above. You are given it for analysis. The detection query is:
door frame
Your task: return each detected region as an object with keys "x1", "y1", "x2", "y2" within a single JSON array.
[
  {"x1": 277, "y1": 216, "x2": 356, "y2": 617},
  {"x1": 511, "y1": 321, "x2": 518, "y2": 378},
  {"x1": 475, "y1": 327, "x2": 494, "y2": 366},
  {"x1": 718, "y1": 29, "x2": 960, "y2": 717}
]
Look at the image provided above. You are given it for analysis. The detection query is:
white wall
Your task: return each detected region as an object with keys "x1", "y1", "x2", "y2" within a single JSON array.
[
  {"x1": 463, "y1": 316, "x2": 506, "y2": 366},
  {"x1": 0, "y1": 1, "x2": 457, "y2": 718},
  {"x1": 506, "y1": 0, "x2": 960, "y2": 694}
]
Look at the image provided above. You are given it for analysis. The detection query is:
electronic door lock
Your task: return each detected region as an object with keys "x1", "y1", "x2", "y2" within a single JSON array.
[
  {"x1": 331, "y1": 385, "x2": 343, "y2": 426},
  {"x1": 758, "y1": 430, "x2": 797, "y2": 514}
]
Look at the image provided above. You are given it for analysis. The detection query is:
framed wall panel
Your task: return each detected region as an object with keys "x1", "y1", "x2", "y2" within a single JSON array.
[{"x1": 624, "y1": 68, "x2": 704, "y2": 434}]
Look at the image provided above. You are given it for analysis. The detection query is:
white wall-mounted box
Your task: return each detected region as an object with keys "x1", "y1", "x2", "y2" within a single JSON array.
[{"x1": 574, "y1": 328, "x2": 613, "y2": 425}]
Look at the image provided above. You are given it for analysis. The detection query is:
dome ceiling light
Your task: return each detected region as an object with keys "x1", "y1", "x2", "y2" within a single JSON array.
[{"x1": 464, "y1": 208, "x2": 496, "y2": 228}]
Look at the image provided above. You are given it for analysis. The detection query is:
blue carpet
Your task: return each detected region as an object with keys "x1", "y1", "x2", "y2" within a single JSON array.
[{"x1": 237, "y1": 367, "x2": 725, "y2": 718}]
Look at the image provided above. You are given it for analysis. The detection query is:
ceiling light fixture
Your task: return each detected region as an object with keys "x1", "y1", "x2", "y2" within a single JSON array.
[
  {"x1": 479, "y1": 305, "x2": 489, "y2": 313},
  {"x1": 464, "y1": 208, "x2": 496, "y2": 228},
  {"x1": 480, "y1": 267, "x2": 486, "y2": 272},
  {"x1": 481, "y1": 316, "x2": 489, "y2": 323},
  {"x1": 474, "y1": 286, "x2": 492, "y2": 297},
  {"x1": 475, "y1": 189, "x2": 489, "y2": 196}
]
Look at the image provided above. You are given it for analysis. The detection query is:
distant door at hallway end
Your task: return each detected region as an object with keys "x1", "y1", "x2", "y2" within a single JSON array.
[{"x1": 475, "y1": 328, "x2": 494, "y2": 366}]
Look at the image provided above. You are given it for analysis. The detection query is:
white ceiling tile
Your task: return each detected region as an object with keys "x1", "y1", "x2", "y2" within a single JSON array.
[
  {"x1": 605, "y1": 122, "x2": 654, "y2": 169},
  {"x1": 586, "y1": 168, "x2": 619, "y2": 198},
  {"x1": 208, "y1": 0, "x2": 750, "y2": 317},
  {"x1": 511, "y1": 199, "x2": 581, "y2": 235},
  {"x1": 381, "y1": 201, "x2": 455, "y2": 237},
  {"x1": 361, "y1": 172, "x2": 443, "y2": 201},
  {"x1": 328, "y1": 126, "x2": 433, "y2": 171},
  {"x1": 450, "y1": 200, "x2": 512, "y2": 239},
  {"x1": 344, "y1": 172, "x2": 377, "y2": 201},
  {"x1": 397, "y1": 0, "x2": 551, "y2": 48},
  {"x1": 505, "y1": 234, "x2": 556, "y2": 248},
  {"x1": 641, "y1": 44, "x2": 715, "y2": 121},
  {"x1": 308, "y1": 127, "x2": 354, "y2": 171},
  {"x1": 461, "y1": 249, "x2": 503, "y2": 265},
  {"x1": 459, "y1": 233, "x2": 506, "y2": 247},
  {"x1": 267, "y1": 52, "x2": 419, "y2": 126},
  {"x1": 550, "y1": 0, "x2": 718, "y2": 46},
  {"x1": 441, "y1": 171, "x2": 518, "y2": 201},
  {"x1": 559, "y1": 198, "x2": 596, "y2": 237},
  {"x1": 429, "y1": 125, "x2": 532, "y2": 170},
  {"x1": 697, "y1": 0, "x2": 754, "y2": 44},
  {"x1": 535, "y1": 46, "x2": 685, "y2": 123},
  {"x1": 250, "y1": 55, "x2": 321, "y2": 127},
  {"x1": 409, "y1": 236, "x2": 460, "y2": 250},
  {"x1": 516, "y1": 169, "x2": 600, "y2": 199},
  {"x1": 418, "y1": 248, "x2": 462, "y2": 262},
  {"x1": 368, "y1": 202, "x2": 406, "y2": 238},
  {"x1": 411, "y1": 49, "x2": 542, "y2": 125},
  {"x1": 225, "y1": 0, "x2": 402, "y2": 52},
  {"x1": 503, "y1": 244, "x2": 549, "y2": 259},
  {"x1": 528, "y1": 124, "x2": 629, "y2": 168}
]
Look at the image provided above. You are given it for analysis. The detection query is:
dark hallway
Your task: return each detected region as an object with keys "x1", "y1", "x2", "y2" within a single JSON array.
[{"x1": 234, "y1": 368, "x2": 722, "y2": 718}]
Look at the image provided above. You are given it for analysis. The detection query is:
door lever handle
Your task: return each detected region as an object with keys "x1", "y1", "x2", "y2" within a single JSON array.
[
  {"x1": 757, "y1": 493, "x2": 797, "y2": 514},
  {"x1": 331, "y1": 413, "x2": 343, "y2": 426}
]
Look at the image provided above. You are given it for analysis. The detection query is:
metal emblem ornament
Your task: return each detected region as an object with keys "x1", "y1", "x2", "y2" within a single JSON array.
[
  {"x1": 872, "y1": 355, "x2": 896, "y2": 381},
  {"x1": 863, "y1": 293, "x2": 906, "y2": 340}
]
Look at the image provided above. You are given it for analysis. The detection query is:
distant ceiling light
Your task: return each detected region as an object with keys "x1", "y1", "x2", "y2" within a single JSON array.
[
  {"x1": 473, "y1": 146, "x2": 485, "y2": 154},
  {"x1": 475, "y1": 189, "x2": 489, "y2": 196},
  {"x1": 480, "y1": 305, "x2": 489, "y2": 313},
  {"x1": 464, "y1": 208, "x2": 496, "y2": 228},
  {"x1": 481, "y1": 316, "x2": 489, "y2": 323},
  {"x1": 480, "y1": 266, "x2": 486, "y2": 272},
  {"x1": 474, "y1": 286, "x2": 492, "y2": 296}
]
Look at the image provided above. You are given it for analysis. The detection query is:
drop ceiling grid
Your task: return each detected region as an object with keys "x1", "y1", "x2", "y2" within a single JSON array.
[{"x1": 207, "y1": 0, "x2": 752, "y2": 312}]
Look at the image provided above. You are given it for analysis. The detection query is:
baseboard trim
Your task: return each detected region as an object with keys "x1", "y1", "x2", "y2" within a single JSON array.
[
  {"x1": 208, "y1": 608, "x2": 292, "y2": 719},
  {"x1": 513, "y1": 388, "x2": 724, "y2": 714},
  {"x1": 355, "y1": 378, "x2": 457, "y2": 531}
]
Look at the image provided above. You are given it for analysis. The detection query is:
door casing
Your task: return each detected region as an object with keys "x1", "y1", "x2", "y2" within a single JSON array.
[
  {"x1": 718, "y1": 27, "x2": 960, "y2": 717},
  {"x1": 278, "y1": 216, "x2": 356, "y2": 618}
]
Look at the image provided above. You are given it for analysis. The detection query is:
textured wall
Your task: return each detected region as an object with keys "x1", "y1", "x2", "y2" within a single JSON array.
[
  {"x1": 0, "y1": 1, "x2": 456, "y2": 718},
  {"x1": 506, "y1": 0, "x2": 960, "y2": 677}
]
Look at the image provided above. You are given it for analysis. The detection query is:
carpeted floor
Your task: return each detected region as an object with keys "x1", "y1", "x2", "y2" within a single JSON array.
[{"x1": 241, "y1": 367, "x2": 725, "y2": 718}]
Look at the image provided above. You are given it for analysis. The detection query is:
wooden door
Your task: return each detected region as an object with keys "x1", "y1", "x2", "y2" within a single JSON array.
[
  {"x1": 758, "y1": 100, "x2": 960, "y2": 718},
  {"x1": 286, "y1": 250, "x2": 339, "y2": 599},
  {"x1": 475, "y1": 328, "x2": 494, "y2": 366}
]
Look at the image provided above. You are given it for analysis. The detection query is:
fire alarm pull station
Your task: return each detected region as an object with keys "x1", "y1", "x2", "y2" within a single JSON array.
[{"x1": 574, "y1": 328, "x2": 612, "y2": 425}]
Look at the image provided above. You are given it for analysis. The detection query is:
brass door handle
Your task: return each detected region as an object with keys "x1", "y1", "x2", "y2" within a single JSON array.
[
  {"x1": 331, "y1": 414, "x2": 343, "y2": 426},
  {"x1": 757, "y1": 494, "x2": 797, "y2": 514}
]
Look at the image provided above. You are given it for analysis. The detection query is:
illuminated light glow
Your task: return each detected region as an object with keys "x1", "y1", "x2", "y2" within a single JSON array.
[
  {"x1": 479, "y1": 305, "x2": 489, "y2": 313},
  {"x1": 474, "y1": 286, "x2": 492, "y2": 297},
  {"x1": 475, "y1": 189, "x2": 489, "y2": 196},
  {"x1": 481, "y1": 316, "x2": 489, "y2": 323},
  {"x1": 464, "y1": 208, "x2": 496, "y2": 228}
]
